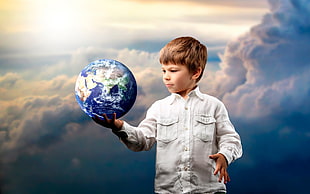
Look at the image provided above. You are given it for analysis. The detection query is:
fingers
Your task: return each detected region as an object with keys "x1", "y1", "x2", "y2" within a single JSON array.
[
  {"x1": 219, "y1": 169, "x2": 230, "y2": 184},
  {"x1": 215, "y1": 167, "x2": 229, "y2": 183},
  {"x1": 112, "y1": 112, "x2": 117, "y2": 122},
  {"x1": 214, "y1": 166, "x2": 227, "y2": 183},
  {"x1": 103, "y1": 113, "x2": 117, "y2": 122},
  {"x1": 208, "y1": 154, "x2": 216, "y2": 159},
  {"x1": 226, "y1": 172, "x2": 231, "y2": 183},
  {"x1": 213, "y1": 167, "x2": 219, "y2": 176},
  {"x1": 92, "y1": 113, "x2": 114, "y2": 128},
  {"x1": 218, "y1": 168, "x2": 229, "y2": 183},
  {"x1": 92, "y1": 115, "x2": 98, "y2": 122},
  {"x1": 209, "y1": 153, "x2": 231, "y2": 184},
  {"x1": 92, "y1": 115, "x2": 102, "y2": 124},
  {"x1": 103, "y1": 113, "x2": 109, "y2": 122},
  {"x1": 218, "y1": 169, "x2": 224, "y2": 182}
]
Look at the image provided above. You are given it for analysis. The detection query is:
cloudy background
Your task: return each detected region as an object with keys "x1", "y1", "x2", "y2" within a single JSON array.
[{"x1": 1, "y1": 0, "x2": 309, "y2": 193}]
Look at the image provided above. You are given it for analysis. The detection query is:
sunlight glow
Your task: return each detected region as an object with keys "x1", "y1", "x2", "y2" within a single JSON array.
[
  {"x1": 0, "y1": 0, "x2": 268, "y2": 54},
  {"x1": 32, "y1": 1, "x2": 88, "y2": 40}
]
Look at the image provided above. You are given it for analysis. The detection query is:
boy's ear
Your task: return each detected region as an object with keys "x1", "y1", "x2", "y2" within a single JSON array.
[{"x1": 191, "y1": 67, "x2": 202, "y2": 80}]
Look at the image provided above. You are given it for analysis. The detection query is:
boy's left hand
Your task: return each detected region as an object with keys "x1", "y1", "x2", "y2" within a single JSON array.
[
  {"x1": 92, "y1": 113, "x2": 123, "y2": 131},
  {"x1": 209, "y1": 153, "x2": 230, "y2": 184}
]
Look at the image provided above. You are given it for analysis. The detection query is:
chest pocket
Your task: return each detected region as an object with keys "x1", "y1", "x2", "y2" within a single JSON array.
[
  {"x1": 156, "y1": 117, "x2": 178, "y2": 143},
  {"x1": 193, "y1": 115, "x2": 216, "y2": 142}
]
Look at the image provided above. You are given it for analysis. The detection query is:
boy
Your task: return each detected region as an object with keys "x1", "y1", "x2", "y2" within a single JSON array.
[{"x1": 93, "y1": 37, "x2": 242, "y2": 194}]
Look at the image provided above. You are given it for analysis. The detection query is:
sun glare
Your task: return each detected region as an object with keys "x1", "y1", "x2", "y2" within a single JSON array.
[{"x1": 32, "y1": 0, "x2": 89, "y2": 41}]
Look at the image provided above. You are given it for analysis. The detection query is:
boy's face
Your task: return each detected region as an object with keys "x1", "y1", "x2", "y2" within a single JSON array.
[{"x1": 161, "y1": 63, "x2": 199, "y2": 98}]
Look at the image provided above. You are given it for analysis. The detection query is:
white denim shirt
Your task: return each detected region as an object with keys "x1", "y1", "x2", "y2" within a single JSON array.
[{"x1": 114, "y1": 87, "x2": 242, "y2": 194}]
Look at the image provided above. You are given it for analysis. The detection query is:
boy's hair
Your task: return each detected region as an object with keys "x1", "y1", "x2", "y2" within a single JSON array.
[{"x1": 159, "y1": 36, "x2": 207, "y2": 82}]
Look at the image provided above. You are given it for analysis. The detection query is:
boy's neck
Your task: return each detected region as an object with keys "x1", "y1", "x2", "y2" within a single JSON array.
[{"x1": 177, "y1": 85, "x2": 198, "y2": 99}]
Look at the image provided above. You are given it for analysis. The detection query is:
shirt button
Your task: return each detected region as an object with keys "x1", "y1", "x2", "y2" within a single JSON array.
[
  {"x1": 184, "y1": 167, "x2": 188, "y2": 171},
  {"x1": 184, "y1": 147, "x2": 188, "y2": 151},
  {"x1": 184, "y1": 127, "x2": 188, "y2": 130},
  {"x1": 185, "y1": 107, "x2": 188, "y2": 110}
]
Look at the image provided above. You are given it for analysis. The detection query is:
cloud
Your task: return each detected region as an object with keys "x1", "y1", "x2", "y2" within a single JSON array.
[
  {"x1": 0, "y1": 64, "x2": 85, "y2": 163},
  {"x1": 0, "y1": 72, "x2": 21, "y2": 88},
  {"x1": 0, "y1": 94, "x2": 83, "y2": 162},
  {"x1": 208, "y1": 0, "x2": 310, "y2": 119}
]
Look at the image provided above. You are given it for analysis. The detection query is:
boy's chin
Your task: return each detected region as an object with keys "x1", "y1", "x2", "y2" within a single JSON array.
[{"x1": 168, "y1": 89, "x2": 177, "y2": 94}]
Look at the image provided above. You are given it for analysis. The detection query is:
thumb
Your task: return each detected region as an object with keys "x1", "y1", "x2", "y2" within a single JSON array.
[{"x1": 209, "y1": 154, "x2": 219, "y2": 160}]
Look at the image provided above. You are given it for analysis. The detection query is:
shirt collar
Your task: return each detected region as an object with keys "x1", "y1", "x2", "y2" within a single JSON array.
[
  {"x1": 190, "y1": 86, "x2": 204, "y2": 100},
  {"x1": 167, "y1": 86, "x2": 204, "y2": 105}
]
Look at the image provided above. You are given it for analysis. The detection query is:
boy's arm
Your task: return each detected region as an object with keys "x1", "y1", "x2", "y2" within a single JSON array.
[
  {"x1": 215, "y1": 102, "x2": 243, "y2": 165},
  {"x1": 209, "y1": 101, "x2": 242, "y2": 183},
  {"x1": 216, "y1": 118, "x2": 242, "y2": 165},
  {"x1": 92, "y1": 106, "x2": 158, "y2": 152}
]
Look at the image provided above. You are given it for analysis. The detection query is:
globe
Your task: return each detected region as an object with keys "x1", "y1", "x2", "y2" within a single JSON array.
[{"x1": 75, "y1": 59, "x2": 137, "y2": 119}]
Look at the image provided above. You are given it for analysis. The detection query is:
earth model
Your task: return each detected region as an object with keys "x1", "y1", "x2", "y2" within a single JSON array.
[{"x1": 75, "y1": 59, "x2": 137, "y2": 119}]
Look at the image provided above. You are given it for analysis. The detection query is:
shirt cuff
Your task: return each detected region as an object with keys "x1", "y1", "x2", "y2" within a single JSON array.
[
  {"x1": 112, "y1": 123, "x2": 128, "y2": 139},
  {"x1": 218, "y1": 147, "x2": 234, "y2": 164}
]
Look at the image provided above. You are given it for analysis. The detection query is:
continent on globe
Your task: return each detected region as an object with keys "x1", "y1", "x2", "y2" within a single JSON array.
[{"x1": 75, "y1": 59, "x2": 137, "y2": 119}]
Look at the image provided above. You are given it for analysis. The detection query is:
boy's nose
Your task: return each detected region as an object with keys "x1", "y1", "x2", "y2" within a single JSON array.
[{"x1": 163, "y1": 73, "x2": 170, "y2": 80}]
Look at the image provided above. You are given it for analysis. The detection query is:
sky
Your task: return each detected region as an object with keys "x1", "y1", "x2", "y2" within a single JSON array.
[{"x1": 1, "y1": 0, "x2": 310, "y2": 193}]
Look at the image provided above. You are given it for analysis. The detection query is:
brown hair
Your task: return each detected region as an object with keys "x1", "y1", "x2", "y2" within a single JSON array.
[{"x1": 159, "y1": 36, "x2": 207, "y2": 82}]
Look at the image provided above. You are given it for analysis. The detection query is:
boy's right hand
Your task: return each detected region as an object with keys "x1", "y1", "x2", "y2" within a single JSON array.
[{"x1": 92, "y1": 113, "x2": 124, "y2": 131}]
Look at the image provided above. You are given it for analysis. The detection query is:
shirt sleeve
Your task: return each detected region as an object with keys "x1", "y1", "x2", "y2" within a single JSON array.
[
  {"x1": 215, "y1": 101, "x2": 243, "y2": 164},
  {"x1": 112, "y1": 103, "x2": 158, "y2": 152}
]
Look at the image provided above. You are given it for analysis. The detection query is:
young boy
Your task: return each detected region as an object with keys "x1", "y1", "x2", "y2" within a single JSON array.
[{"x1": 93, "y1": 36, "x2": 242, "y2": 194}]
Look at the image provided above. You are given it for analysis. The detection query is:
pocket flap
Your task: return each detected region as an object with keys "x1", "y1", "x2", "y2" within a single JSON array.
[
  {"x1": 195, "y1": 115, "x2": 216, "y2": 124},
  {"x1": 157, "y1": 117, "x2": 178, "y2": 126}
]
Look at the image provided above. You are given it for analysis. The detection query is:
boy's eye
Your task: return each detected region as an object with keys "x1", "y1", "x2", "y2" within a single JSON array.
[{"x1": 161, "y1": 69, "x2": 178, "y2": 73}]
